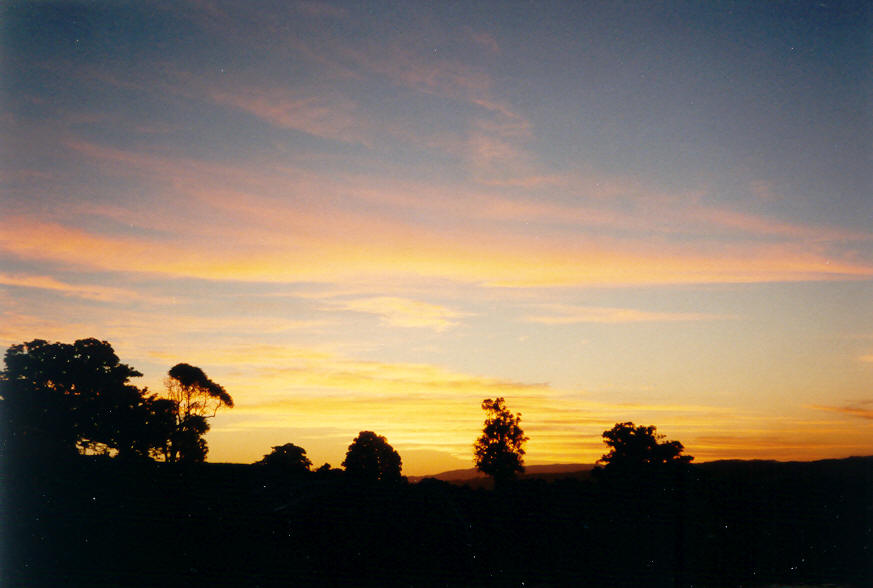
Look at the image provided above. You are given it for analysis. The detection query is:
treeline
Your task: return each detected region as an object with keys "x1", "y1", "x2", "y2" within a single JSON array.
[
  {"x1": 0, "y1": 338, "x2": 693, "y2": 483},
  {"x1": 2, "y1": 338, "x2": 871, "y2": 587}
]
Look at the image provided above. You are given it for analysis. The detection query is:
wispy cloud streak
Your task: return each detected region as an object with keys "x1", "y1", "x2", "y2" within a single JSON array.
[
  {"x1": 210, "y1": 87, "x2": 369, "y2": 144},
  {"x1": 327, "y1": 297, "x2": 466, "y2": 331},
  {"x1": 0, "y1": 272, "x2": 148, "y2": 303},
  {"x1": 809, "y1": 402, "x2": 873, "y2": 420},
  {"x1": 524, "y1": 304, "x2": 727, "y2": 324}
]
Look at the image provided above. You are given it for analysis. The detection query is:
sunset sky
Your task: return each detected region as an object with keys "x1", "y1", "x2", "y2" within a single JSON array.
[{"x1": 2, "y1": 1, "x2": 871, "y2": 475}]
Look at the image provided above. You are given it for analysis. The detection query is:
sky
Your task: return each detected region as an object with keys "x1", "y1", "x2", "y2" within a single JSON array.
[{"x1": 1, "y1": 1, "x2": 871, "y2": 475}]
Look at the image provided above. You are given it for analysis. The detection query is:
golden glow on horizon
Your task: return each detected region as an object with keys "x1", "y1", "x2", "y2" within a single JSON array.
[{"x1": 131, "y1": 343, "x2": 873, "y2": 475}]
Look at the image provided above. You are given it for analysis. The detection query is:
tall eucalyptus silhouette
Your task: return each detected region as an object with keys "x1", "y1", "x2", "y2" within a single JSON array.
[{"x1": 162, "y1": 363, "x2": 233, "y2": 462}]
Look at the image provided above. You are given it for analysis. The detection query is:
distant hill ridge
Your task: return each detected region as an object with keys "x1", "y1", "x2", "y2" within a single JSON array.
[
  {"x1": 408, "y1": 463, "x2": 595, "y2": 483},
  {"x1": 408, "y1": 456, "x2": 873, "y2": 484}
]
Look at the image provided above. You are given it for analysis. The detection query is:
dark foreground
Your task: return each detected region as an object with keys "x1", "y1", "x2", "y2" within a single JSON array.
[{"x1": 3, "y1": 456, "x2": 871, "y2": 587}]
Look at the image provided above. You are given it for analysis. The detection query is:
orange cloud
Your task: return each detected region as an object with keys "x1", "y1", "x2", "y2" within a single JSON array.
[
  {"x1": 14, "y1": 141, "x2": 872, "y2": 289},
  {"x1": 2, "y1": 211, "x2": 871, "y2": 288},
  {"x1": 808, "y1": 402, "x2": 873, "y2": 420}
]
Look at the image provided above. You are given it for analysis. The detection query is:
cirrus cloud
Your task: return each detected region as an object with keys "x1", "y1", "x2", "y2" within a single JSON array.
[
  {"x1": 524, "y1": 304, "x2": 729, "y2": 325},
  {"x1": 325, "y1": 296, "x2": 467, "y2": 331}
]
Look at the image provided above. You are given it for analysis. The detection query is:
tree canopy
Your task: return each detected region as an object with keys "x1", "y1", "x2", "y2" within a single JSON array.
[
  {"x1": 474, "y1": 397, "x2": 528, "y2": 487},
  {"x1": 0, "y1": 338, "x2": 173, "y2": 460},
  {"x1": 162, "y1": 363, "x2": 232, "y2": 462},
  {"x1": 166, "y1": 363, "x2": 233, "y2": 418},
  {"x1": 342, "y1": 431, "x2": 402, "y2": 482},
  {"x1": 596, "y1": 421, "x2": 693, "y2": 473},
  {"x1": 255, "y1": 443, "x2": 312, "y2": 473},
  {"x1": 0, "y1": 339, "x2": 233, "y2": 465}
]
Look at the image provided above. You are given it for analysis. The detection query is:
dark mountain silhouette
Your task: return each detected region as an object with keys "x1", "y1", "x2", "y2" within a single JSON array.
[{"x1": 409, "y1": 462, "x2": 595, "y2": 483}]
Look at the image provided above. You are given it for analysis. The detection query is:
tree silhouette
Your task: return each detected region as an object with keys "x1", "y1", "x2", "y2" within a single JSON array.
[
  {"x1": 122, "y1": 395, "x2": 177, "y2": 460},
  {"x1": 166, "y1": 363, "x2": 233, "y2": 418},
  {"x1": 342, "y1": 431, "x2": 402, "y2": 482},
  {"x1": 0, "y1": 338, "x2": 170, "y2": 460},
  {"x1": 596, "y1": 421, "x2": 693, "y2": 473},
  {"x1": 255, "y1": 442, "x2": 312, "y2": 473},
  {"x1": 474, "y1": 397, "x2": 528, "y2": 488},
  {"x1": 163, "y1": 363, "x2": 232, "y2": 462}
]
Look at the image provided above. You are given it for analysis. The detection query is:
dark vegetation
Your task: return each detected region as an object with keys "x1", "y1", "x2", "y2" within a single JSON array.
[
  {"x1": 2, "y1": 339, "x2": 871, "y2": 587},
  {"x1": 474, "y1": 397, "x2": 528, "y2": 489},
  {"x1": 255, "y1": 442, "x2": 312, "y2": 473},
  {"x1": 342, "y1": 431, "x2": 403, "y2": 482},
  {"x1": 1, "y1": 339, "x2": 232, "y2": 463}
]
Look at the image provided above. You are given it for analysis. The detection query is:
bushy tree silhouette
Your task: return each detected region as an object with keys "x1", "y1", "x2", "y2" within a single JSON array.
[
  {"x1": 255, "y1": 442, "x2": 312, "y2": 473},
  {"x1": 123, "y1": 395, "x2": 177, "y2": 460},
  {"x1": 596, "y1": 421, "x2": 693, "y2": 473},
  {"x1": 0, "y1": 338, "x2": 171, "y2": 460},
  {"x1": 474, "y1": 397, "x2": 528, "y2": 488},
  {"x1": 163, "y1": 363, "x2": 232, "y2": 462},
  {"x1": 342, "y1": 431, "x2": 402, "y2": 482}
]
